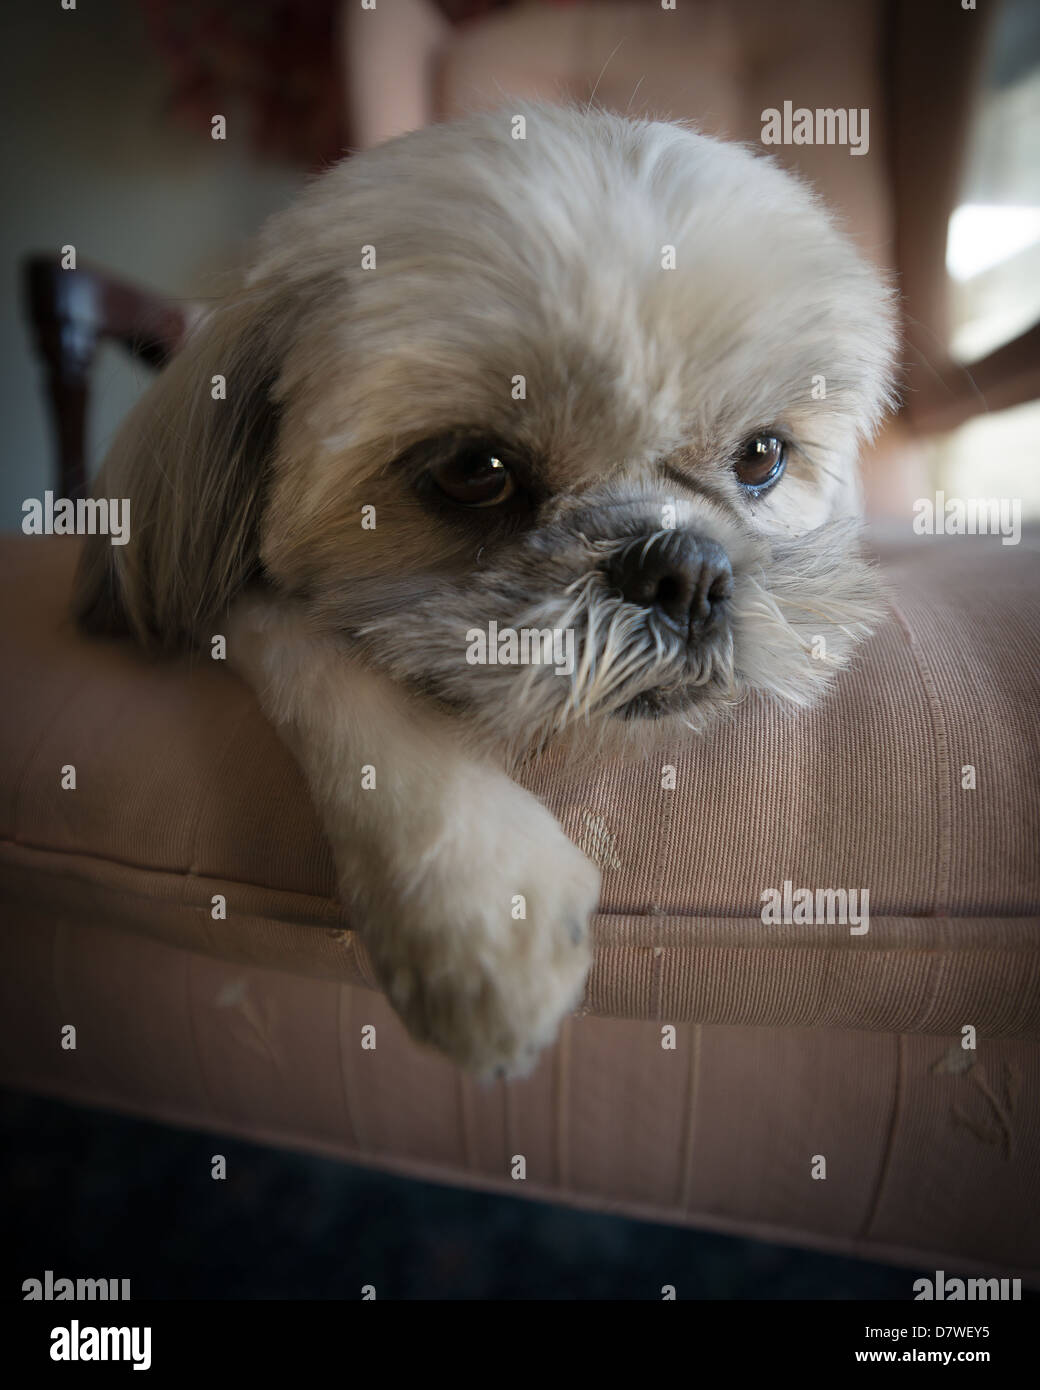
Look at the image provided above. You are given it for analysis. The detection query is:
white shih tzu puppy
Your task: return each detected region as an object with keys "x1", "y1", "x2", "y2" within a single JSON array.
[{"x1": 76, "y1": 105, "x2": 896, "y2": 1077}]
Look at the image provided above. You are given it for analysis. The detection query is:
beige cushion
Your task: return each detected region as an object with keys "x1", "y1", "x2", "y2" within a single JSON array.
[{"x1": 1, "y1": 530, "x2": 1038, "y2": 1038}]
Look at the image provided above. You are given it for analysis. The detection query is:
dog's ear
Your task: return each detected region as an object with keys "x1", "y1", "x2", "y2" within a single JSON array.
[{"x1": 74, "y1": 291, "x2": 288, "y2": 649}]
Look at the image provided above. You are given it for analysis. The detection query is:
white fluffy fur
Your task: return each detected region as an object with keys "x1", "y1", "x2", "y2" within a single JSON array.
[{"x1": 228, "y1": 593, "x2": 598, "y2": 1075}]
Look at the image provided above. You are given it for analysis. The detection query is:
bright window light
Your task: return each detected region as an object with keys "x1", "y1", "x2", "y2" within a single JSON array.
[{"x1": 946, "y1": 203, "x2": 1040, "y2": 281}]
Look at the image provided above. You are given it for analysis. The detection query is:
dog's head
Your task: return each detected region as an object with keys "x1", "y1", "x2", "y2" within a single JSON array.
[{"x1": 79, "y1": 105, "x2": 897, "y2": 757}]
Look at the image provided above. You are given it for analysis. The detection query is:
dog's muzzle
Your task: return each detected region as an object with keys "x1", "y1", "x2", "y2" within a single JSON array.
[{"x1": 606, "y1": 530, "x2": 733, "y2": 644}]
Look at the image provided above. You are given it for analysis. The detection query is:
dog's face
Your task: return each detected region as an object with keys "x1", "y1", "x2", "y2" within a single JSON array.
[{"x1": 87, "y1": 106, "x2": 896, "y2": 757}]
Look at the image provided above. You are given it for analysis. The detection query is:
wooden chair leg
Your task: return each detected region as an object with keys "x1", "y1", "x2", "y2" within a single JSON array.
[
  {"x1": 22, "y1": 255, "x2": 192, "y2": 500},
  {"x1": 23, "y1": 259, "x2": 100, "y2": 501}
]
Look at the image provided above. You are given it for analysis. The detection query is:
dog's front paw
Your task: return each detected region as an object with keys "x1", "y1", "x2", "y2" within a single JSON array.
[{"x1": 362, "y1": 775, "x2": 600, "y2": 1078}]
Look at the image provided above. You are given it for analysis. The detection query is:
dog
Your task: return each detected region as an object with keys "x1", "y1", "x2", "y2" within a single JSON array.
[{"x1": 76, "y1": 104, "x2": 897, "y2": 1077}]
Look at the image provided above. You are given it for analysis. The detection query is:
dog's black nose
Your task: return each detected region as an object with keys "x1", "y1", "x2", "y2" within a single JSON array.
[{"x1": 609, "y1": 533, "x2": 733, "y2": 633}]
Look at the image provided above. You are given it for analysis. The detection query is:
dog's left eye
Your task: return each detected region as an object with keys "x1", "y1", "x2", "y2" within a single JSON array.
[
  {"x1": 429, "y1": 446, "x2": 517, "y2": 507},
  {"x1": 734, "y1": 434, "x2": 787, "y2": 494}
]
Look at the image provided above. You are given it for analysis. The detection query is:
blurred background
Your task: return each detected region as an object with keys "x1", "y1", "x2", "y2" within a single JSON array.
[
  {"x1": 2, "y1": 0, "x2": 1039, "y2": 529},
  {"x1": 2, "y1": 0, "x2": 1039, "y2": 1300}
]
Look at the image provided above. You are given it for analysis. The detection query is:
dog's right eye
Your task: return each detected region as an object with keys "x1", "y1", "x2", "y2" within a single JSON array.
[
  {"x1": 734, "y1": 433, "x2": 787, "y2": 495},
  {"x1": 428, "y1": 446, "x2": 518, "y2": 507}
]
